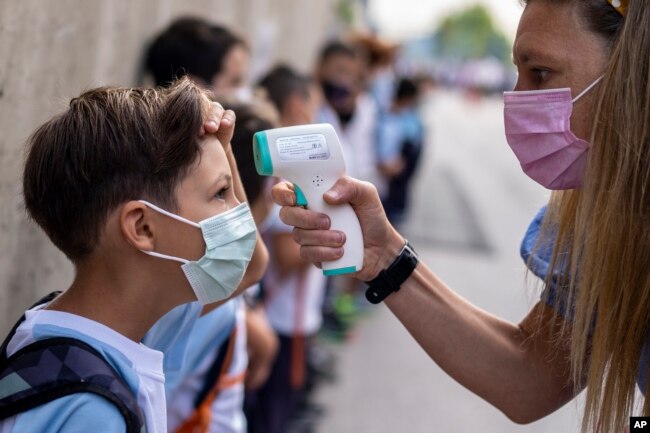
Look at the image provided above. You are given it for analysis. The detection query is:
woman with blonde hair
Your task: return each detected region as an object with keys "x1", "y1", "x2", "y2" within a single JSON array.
[{"x1": 271, "y1": 0, "x2": 650, "y2": 431}]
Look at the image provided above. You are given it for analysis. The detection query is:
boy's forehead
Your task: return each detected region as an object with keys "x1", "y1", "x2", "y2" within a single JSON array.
[
  {"x1": 201, "y1": 135, "x2": 228, "y2": 164},
  {"x1": 187, "y1": 136, "x2": 230, "y2": 182}
]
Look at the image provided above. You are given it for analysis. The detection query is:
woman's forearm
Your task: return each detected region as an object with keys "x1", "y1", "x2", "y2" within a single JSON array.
[{"x1": 385, "y1": 262, "x2": 578, "y2": 423}]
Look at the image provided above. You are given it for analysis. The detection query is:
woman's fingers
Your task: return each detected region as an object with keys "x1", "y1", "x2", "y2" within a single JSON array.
[
  {"x1": 279, "y1": 205, "x2": 330, "y2": 230},
  {"x1": 272, "y1": 175, "x2": 400, "y2": 280},
  {"x1": 299, "y1": 245, "x2": 344, "y2": 263},
  {"x1": 292, "y1": 228, "x2": 345, "y2": 248}
]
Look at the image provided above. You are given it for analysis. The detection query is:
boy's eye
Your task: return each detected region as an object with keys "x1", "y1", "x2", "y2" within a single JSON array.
[{"x1": 215, "y1": 187, "x2": 230, "y2": 200}]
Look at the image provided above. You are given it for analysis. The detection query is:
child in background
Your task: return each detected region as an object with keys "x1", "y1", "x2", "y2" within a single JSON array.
[
  {"x1": 245, "y1": 65, "x2": 327, "y2": 433},
  {"x1": 315, "y1": 41, "x2": 383, "y2": 196},
  {"x1": 313, "y1": 41, "x2": 382, "y2": 343},
  {"x1": 377, "y1": 77, "x2": 425, "y2": 226},
  {"x1": 0, "y1": 78, "x2": 262, "y2": 433},
  {"x1": 145, "y1": 17, "x2": 250, "y2": 97},
  {"x1": 148, "y1": 102, "x2": 278, "y2": 433},
  {"x1": 352, "y1": 33, "x2": 398, "y2": 115},
  {"x1": 144, "y1": 18, "x2": 277, "y2": 433},
  {"x1": 258, "y1": 65, "x2": 320, "y2": 127}
]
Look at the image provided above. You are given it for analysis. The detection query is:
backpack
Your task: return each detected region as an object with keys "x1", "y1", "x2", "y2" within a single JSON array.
[{"x1": 0, "y1": 292, "x2": 146, "y2": 433}]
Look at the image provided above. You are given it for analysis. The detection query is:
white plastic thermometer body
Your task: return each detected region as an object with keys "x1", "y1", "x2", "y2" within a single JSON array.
[{"x1": 253, "y1": 123, "x2": 364, "y2": 276}]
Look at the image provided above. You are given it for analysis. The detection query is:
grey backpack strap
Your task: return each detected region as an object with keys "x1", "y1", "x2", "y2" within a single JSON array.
[{"x1": 0, "y1": 293, "x2": 146, "y2": 433}]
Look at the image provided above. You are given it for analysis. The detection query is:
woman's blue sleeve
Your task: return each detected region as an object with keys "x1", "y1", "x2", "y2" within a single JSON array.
[{"x1": 520, "y1": 205, "x2": 571, "y2": 318}]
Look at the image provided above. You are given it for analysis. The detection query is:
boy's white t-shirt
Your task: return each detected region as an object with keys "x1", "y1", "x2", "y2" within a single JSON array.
[
  {"x1": 0, "y1": 303, "x2": 166, "y2": 433},
  {"x1": 262, "y1": 205, "x2": 327, "y2": 336}
]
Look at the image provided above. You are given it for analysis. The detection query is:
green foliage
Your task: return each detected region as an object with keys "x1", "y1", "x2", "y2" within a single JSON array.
[
  {"x1": 336, "y1": 0, "x2": 357, "y2": 26},
  {"x1": 435, "y1": 4, "x2": 512, "y2": 63}
]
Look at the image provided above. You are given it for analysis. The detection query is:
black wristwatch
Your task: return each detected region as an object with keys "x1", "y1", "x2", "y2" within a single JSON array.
[{"x1": 365, "y1": 240, "x2": 419, "y2": 304}]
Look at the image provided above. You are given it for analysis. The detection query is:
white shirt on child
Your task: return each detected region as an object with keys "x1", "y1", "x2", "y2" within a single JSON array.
[
  {"x1": 0, "y1": 303, "x2": 166, "y2": 433},
  {"x1": 262, "y1": 205, "x2": 327, "y2": 337},
  {"x1": 153, "y1": 297, "x2": 248, "y2": 433}
]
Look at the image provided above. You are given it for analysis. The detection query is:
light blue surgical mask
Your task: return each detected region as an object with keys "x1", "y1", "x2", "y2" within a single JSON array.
[{"x1": 138, "y1": 201, "x2": 257, "y2": 305}]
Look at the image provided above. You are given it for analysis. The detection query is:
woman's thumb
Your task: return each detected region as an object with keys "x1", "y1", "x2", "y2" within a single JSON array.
[{"x1": 323, "y1": 176, "x2": 375, "y2": 208}]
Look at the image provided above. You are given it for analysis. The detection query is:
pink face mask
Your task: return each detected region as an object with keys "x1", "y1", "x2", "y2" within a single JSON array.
[{"x1": 503, "y1": 77, "x2": 602, "y2": 190}]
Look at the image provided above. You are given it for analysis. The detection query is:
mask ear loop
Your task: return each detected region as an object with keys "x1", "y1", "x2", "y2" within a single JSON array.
[
  {"x1": 137, "y1": 200, "x2": 200, "y2": 264},
  {"x1": 572, "y1": 76, "x2": 604, "y2": 103},
  {"x1": 141, "y1": 250, "x2": 190, "y2": 264},
  {"x1": 138, "y1": 200, "x2": 201, "y2": 228}
]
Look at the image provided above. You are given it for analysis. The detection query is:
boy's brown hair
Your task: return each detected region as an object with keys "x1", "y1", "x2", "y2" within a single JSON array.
[{"x1": 23, "y1": 77, "x2": 209, "y2": 261}]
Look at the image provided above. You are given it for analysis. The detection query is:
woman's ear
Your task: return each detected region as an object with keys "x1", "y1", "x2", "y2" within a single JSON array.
[{"x1": 120, "y1": 201, "x2": 156, "y2": 252}]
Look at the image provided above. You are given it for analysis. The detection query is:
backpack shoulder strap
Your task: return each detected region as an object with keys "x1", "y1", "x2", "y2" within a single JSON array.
[
  {"x1": 0, "y1": 294, "x2": 146, "y2": 433},
  {"x1": 0, "y1": 337, "x2": 146, "y2": 433},
  {"x1": 0, "y1": 291, "x2": 61, "y2": 360}
]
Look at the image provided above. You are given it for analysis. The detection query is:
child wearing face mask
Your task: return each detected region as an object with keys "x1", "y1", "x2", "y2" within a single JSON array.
[
  {"x1": 243, "y1": 65, "x2": 329, "y2": 433},
  {"x1": 0, "y1": 77, "x2": 266, "y2": 433},
  {"x1": 146, "y1": 102, "x2": 279, "y2": 433},
  {"x1": 143, "y1": 19, "x2": 279, "y2": 433}
]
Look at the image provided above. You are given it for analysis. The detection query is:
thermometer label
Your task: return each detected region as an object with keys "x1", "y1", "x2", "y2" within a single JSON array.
[{"x1": 277, "y1": 134, "x2": 330, "y2": 161}]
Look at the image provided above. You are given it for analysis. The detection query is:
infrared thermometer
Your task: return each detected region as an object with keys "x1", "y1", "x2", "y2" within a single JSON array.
[{"x1": 253, "y1": 123, "x2": 364, "y2": 276}]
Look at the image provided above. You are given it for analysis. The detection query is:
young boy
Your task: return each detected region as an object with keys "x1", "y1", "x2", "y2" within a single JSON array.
[
  {"x1": 153, "y1": 102, "x2": 278, "y2": 433},
  {"x1": 377, "y1": 77, "x2": 425, "y2": 226},
  {"x1": 0, "y1": 77, "x2": 264, "y2": 433},
  {"x1": 143, "y1": 19, "x2": 276, "y2": 433}
]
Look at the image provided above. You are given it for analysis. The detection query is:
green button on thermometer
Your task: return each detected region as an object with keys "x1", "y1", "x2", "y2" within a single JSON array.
[
  {"x1": 293, "y1": 184, "x2": 308, "y2": 206},
  {"x1": 253, "y1": 124, "x2": 363, "y2": 276}
]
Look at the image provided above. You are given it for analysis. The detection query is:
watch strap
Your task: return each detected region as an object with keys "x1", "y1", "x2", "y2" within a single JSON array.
[{"x1": 365, "y1": 241, "x2": 418, "y2": 304}]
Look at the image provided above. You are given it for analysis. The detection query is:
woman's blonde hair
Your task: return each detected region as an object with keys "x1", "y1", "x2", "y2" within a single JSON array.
[{"x1": 530, "y1": 0, "x2": 650, "y2": 431}]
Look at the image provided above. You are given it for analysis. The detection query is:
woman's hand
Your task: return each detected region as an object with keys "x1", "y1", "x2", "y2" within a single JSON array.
[{"x1": 272, "y1": 176, "x2": 404, "y2": 281}]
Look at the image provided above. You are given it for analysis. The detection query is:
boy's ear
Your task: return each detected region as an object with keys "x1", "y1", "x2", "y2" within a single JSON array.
[{"x1": 119, "y1": 201, "x2": 155, "y2": 252}]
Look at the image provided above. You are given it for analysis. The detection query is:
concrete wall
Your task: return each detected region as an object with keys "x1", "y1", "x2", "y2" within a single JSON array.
[{"x1": 0, "y1": 0, "x2": 338, "y2": 335}]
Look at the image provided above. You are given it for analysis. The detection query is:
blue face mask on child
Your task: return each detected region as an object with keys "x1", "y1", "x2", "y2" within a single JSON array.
[{"x1": 138, "y1": 201, "x2": 257, "y2": 305}]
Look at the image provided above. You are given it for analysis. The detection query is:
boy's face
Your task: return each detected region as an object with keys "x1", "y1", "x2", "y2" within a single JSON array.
[{"x1": 152, "y1": 135, "x2": 238, "y2": 266}]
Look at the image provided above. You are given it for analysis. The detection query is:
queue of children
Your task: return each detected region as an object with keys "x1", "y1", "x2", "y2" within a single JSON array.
[{"x1": 0, "y1": 16, "x2": 428, "y2": 433}]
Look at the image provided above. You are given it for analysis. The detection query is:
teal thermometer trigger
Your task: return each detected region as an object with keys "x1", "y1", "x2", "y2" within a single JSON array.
[{"x1": 253, "y1": 123, "x2": 364, "y2": 276}]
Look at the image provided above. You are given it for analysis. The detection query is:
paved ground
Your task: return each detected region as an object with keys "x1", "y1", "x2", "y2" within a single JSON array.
[{"x1": 313, "y1": 91, "x2": 584, "y2": 433}]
